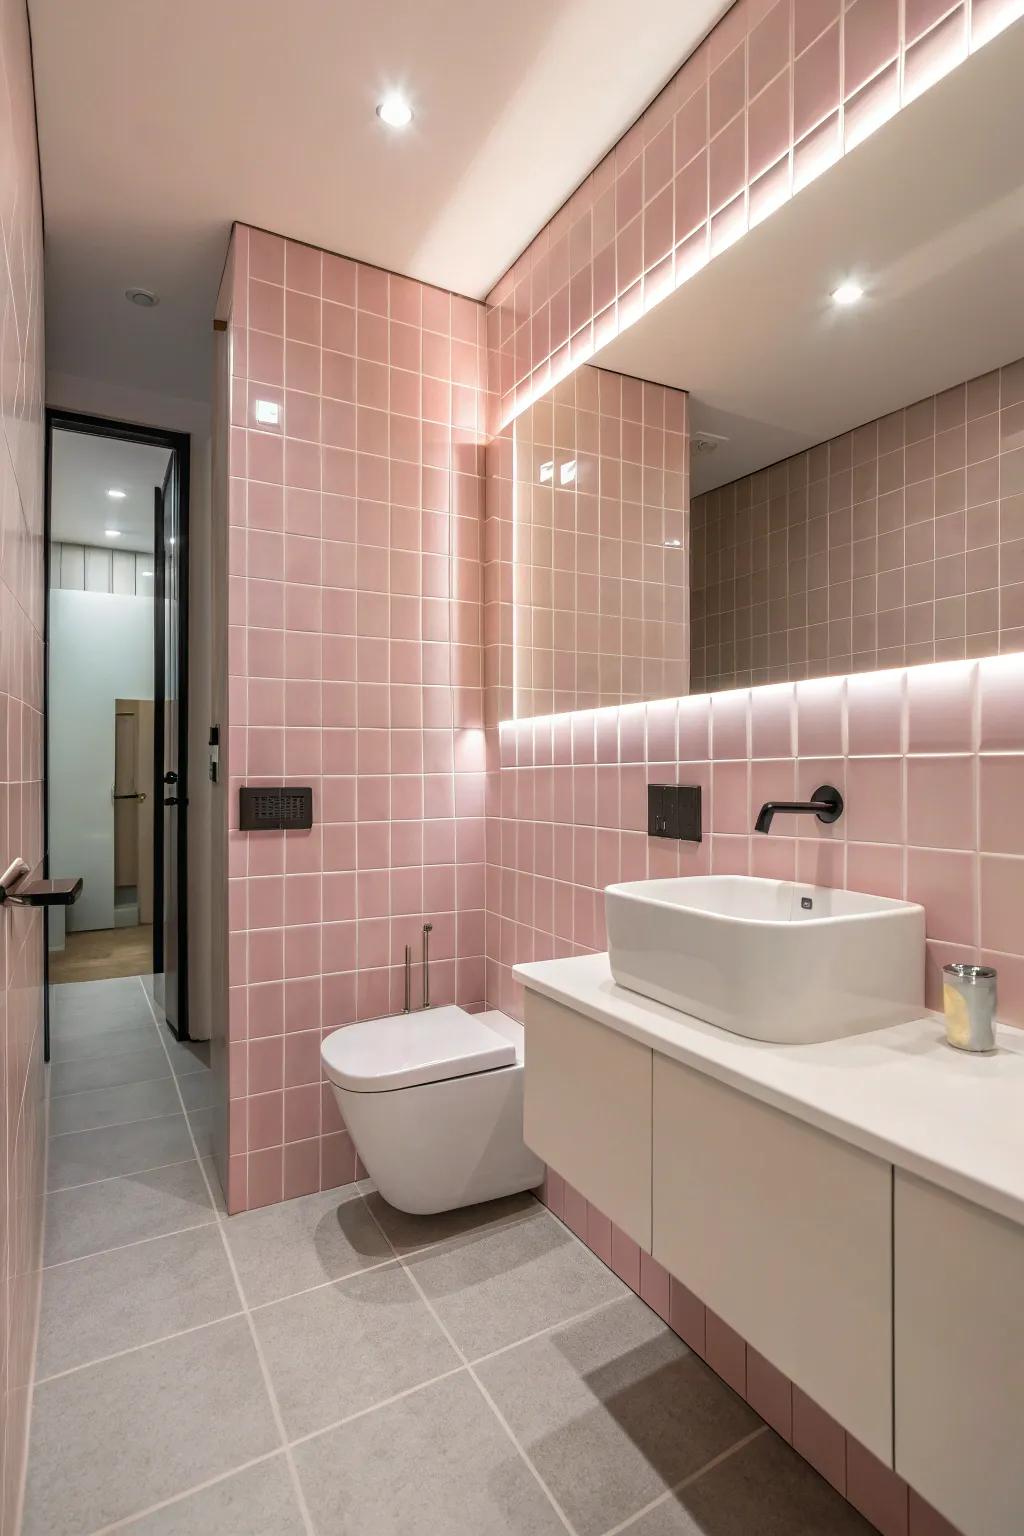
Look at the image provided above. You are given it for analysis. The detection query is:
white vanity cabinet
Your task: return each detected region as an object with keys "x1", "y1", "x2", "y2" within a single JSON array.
[
  {"x1": 894, "y1": 1171, "x2": 1024, "y2": 1536},
  {"x1": 652, "y1": 1057, "x2": 893, "y2": 1464},
  {"x1": 523, "y1": 991, "x2": 653, "y2": 1249}
]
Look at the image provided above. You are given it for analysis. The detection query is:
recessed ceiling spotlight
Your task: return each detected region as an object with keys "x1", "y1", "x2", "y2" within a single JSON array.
[
  {"x1": 831, "y1": 281, "x2": 864, "y2": 306},
  {"x1": 106, "y1": 487, "x2": 127, "y2": 500},
  {"x1": 104, "y1": 528, "x2": 122, "y2": 539},
  {"x1": 376, "y1": 94, "x2": 413, "y2": 128},
  {"x1": 125, "y1": 287, "x2": 159, "y2": 307}
]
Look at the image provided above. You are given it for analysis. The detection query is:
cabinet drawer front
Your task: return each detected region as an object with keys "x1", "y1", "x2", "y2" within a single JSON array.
[
  {"x1": 524, "y1": 993, "x2": 652, "y2": 1250},
  {"x1": 895, "y1": 1172, "x2": 1024, "y2": 1536},
  {"x1": 653, "y1": 1057, "x2": 892, "y2": 1463}
]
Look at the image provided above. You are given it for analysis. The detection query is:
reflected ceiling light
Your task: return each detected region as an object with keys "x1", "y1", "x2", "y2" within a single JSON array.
[
  {"x1": 254, "y1": 399, "x2": 280, "y2": 425},
  {"x1": 376, "y1": 94, "x2": 413, "y2": 128},
  {"x1": 125, "y1": 287, "x2": 159, "y2": 307},
  {"x1": 104, "y1": 528, "x2": 122, "y2": 538},
  {"x1": 664, "y1": 538, "x2": 682, "y2": 548},
  {"x1": 560, "y1": 459, "x2": 577, "y2": 486},
  {"x1": 539, "y1": 461, "x2": 554, "y2": 484},
  {"x1": 831, "y1": 281, "x2": 864, "y2": 306},
  {"x1": 106, "y1": 487, "x2": 127, "y2": 500}
]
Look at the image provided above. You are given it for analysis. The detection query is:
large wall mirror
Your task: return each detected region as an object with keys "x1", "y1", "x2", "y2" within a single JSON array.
[{"x1": 511, "y1": 20, "x2": 1024, "y2": 718}]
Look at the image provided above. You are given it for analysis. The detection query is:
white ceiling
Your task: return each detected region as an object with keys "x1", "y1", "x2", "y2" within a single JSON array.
[
  {"x1": 51, "y1": 430, "x2": 170, "y2": 552},
  {"x1": 597, "y1": 19, "x2": 1024, "y2": 495},
  {"x1": 28, "y1": 0, "x2": 729, "y2": 406}
]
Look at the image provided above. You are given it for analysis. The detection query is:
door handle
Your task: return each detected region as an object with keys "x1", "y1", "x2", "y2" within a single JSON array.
[
  {"x1": 113, "y1": 791, "x2": 147, "y2": 802},
  {"x1": 164, "y1": 795, "x2": 180, "y2": 806}
]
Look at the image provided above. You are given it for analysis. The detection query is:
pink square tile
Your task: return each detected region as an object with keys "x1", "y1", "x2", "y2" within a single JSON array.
[
  {"x1": 906, "y1": 662, "x2": 976, "y2": 752},
  {"x1": 669, "y1": 1276, "x2": 706, "y2": 1356},
  {"x1": 908, "y1": 1490, "x2": 964, "y2": 1536},
  {"x1": 979, "y1": 756, "x2": 1024, "y2": 856},
  {"x1": 907, "y1": 847, "x2": 977, "y2": 944},
  {"x1": 610, "y1": 1224, "x2": 641, "y2": 1292},
  {"x1": 745, "y1": 1347, "x2": 793, "y2": 1440},
  {"x1": 847, "y1": 669, "x2": 904, "y2": 754},
  {"x1": 793, "y1": 22, "x2": 840, "y2": 142},
  {"x1": 978, "y1": 655, "x2": 1024, "y2": 749},
  {"x1": 792, "y1": 1387, "x2": 846, "y2": 1495},
  {"x1": 751, "y1": 683, "x2": 794, "y2": 757},
  {"x1": 712, "y1": 760, "x2": 750, "y2": 834},
  {"x1": 748, "y1": 70, "x2": 790, "y2": 180},
  {"x1": 748, "y1": 1, "x2": 790, "y2": 98},
  {"x1": 794, "y1": 0, "x2": 840, "y2": 53},
  {"x1": 562, "y1": 1181, "x2": 588, "y2": 1240},
  {"x1": 846, "y1": 1437, "x2": 909, "y2": 1536},
  {"x1": 586, "y1": 1203, "x2": 613, "y2": 1266},
  {"x1": 795, "y1": 676, "x2": 845, "y2": 757},
  {"x1": 845, "y1": 0, "x2": 900, "y2": 96},
  {"x1": 711, "y1": 689, "x2": 750, "y2": 758},
  {"x1": 847, "y1": 841, "x2": 904, "y2": 899},
  {"x1": 704, "y1": 1310, "x2": 746, "y2": 1396},
  {"x1": 906, "y1": 756, "x2": 975, "y2": 850},
  {"x1": 979, "y1": 854, "x2": 1024, "y2": 954},
  {"x1": 246, "y1": 1147, "x2": 284, "y2": 1210},
  {"x1": 709, "y1": 113, "x2": 746, "y2": 213},
  {"x1": 639, "y1": 1252, "x2": 671, "y2": 1323}
]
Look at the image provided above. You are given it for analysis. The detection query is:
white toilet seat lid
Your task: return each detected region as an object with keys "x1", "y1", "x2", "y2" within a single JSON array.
[{"x1": 321, "y1": 1006, "x2": 517, "y2": 1092}]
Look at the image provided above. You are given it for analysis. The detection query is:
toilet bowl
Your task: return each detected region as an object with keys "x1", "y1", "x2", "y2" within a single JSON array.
[{"x1": 321, "y1": 1005, "x2": 544, "y2": 1214}]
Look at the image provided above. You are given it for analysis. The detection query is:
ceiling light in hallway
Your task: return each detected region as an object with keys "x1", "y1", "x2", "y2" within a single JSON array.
[
  {"x1": 376, "y1": 94, "x2": 413, "y2": 128},
  {"x1": 125, "y1": 286, "x2": 159, "y2": 306},
  {"x1": 106, "y1": 487, "x2": 126, "y2": 499},
  {"x1": 831, "y1": 281, "x2": 864, "y2": 306},
  {"x1": 104, "y1": 528, "x2": 122, "y2": 538}
]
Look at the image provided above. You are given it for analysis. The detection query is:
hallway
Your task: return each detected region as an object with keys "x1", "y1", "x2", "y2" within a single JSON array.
[{"x1": 24, "y1": 980, "x2": 874, "y2": 1535}]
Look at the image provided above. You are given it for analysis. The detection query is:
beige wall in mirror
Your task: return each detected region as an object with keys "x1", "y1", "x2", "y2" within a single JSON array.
[{"x1": 503, "y1": 21, "x2": 1024, "y2": 719}]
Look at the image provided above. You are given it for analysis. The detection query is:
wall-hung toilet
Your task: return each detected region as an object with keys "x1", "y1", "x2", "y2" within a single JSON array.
[{"x1": 321, "y1": 1005, "x2": 543, "y2": 1214}]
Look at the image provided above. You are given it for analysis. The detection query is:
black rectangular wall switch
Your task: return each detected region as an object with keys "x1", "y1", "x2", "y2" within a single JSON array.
[{"x1": 648, "y1": 783, "x2": 702, "y2": 843}]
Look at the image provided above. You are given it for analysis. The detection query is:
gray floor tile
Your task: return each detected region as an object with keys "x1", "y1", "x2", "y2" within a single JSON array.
[
  {"x1": 37, "y1": 1225, "x2": 240, "y2": 1379},
  {"x1": 405, "y1": 1202, "x2": 626, "y2": 1359},
  {"x1": 475, "y1": 1296, "x2": 760, "y2": 1536},
  {"x1": 49, "y1": 1044, "x2": 171, "y2": 1098},
  {"x1": 164, "y1": 1036, "x2": 212, "y2": 1078},
  {"x1": 293, "y1": 1370, "x2": 567, "y2": 1536},
  {"x1": 47, "y1": 1112, "x2": 193, "y2": 1190},
  {"x1": 22, "y1": 1316, "x2": 279, "y2": 1536},
  {"x1": 51, "y1": 977, "x2": 153, "y2": 1028},
  {"x1": 252, "y1": 1260, "x2": 459, "y2": 1439},
  {"x1": 49, "y1": 1019, "x2": 158, "y2": 1062},
  {"x1": 186, "y1": 1104, "x2": 218, "y2": 1160},
  {"x1": 44, "y1": 1160, "x2": 216, "y2": 1265},
  {"x1": 364, "y1": 1189, "x2": 539, "y2": 1255},
  {"x1": 201, "y1": 1156, "x2": 228, "y2": 1214},
  {"x1": 226, "y1": 1187, "x2": 392, "y2": 1307},
  {"x1": 48, "y1": 1076, "x2": 182, "y2": 1135},
  {"x1": 623, "y1": 1430, "x2": 875, "y2": 1535},
  {"x1": 177, "y1": 1066, "x2": 219, "y2": 1112},
  {"x1": 118, "y1": 1453, "x2": 307, "y2": 1534}
]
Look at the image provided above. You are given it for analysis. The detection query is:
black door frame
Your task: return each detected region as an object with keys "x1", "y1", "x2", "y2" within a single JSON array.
[{"x1": 43, "y1": 408, "x2": 191, "y2": 1053}]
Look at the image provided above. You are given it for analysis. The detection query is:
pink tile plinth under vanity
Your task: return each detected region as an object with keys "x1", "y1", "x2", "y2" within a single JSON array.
[{"x1": 486, "y1": 653, "x2": 1024, "y2": 1034}]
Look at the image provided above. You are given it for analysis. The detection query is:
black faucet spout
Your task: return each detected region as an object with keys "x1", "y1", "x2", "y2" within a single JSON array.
[{"x1": 754, "y1": 784, "x2": 844, "y2": 834}]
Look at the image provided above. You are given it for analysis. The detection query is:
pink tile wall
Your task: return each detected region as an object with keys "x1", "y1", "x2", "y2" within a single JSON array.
[
  {"x1": 486, "y1": 0, "x2": 1024, "y2": 428},
  {"x1": 0, "y1": 0, "x2": 46, "y2": 1528},
  {"x1": 540, "y1": 1171, "x2": 965, "y2": 1535},
  {"x1": 692, "y1": 356, "x2": 1024, "y2": 690},
  {"x1": 485, "y1": 655, "x2": 1024, "y2": 1030},
  {"x1": 513, "y1": 364, "x2": 688, "y2": 718},
  {"x1": 222, "y1": 226, "x2": 489, "y2": 1212}
]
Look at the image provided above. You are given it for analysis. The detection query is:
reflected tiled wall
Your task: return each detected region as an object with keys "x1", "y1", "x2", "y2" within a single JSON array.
[
  {"x1": 222, "y1": 227, "x2": 490, "y2": 1212},
  {"x1": 487, "y1": 0, "x2": 1024, "y2": 428},
  {"x1": 691, "y1": 356, "x2": 1024, "y2": 690},
  {"x1": 512, "y1": 366, "x2": 689, "y2": 719},
  {"x1": 0, "y1": 0, "x2": 46, "y2": 1528},
  {"x1": 484, "y1": 656, "x2": 1024, "y2": 1035}
]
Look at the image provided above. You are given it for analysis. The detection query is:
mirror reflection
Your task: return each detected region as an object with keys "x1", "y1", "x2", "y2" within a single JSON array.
[{"x1": 511, "y1": 19, "x2": 1024, "y2": 717}]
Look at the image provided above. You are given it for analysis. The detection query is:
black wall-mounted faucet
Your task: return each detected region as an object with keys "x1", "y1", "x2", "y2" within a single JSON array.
[{"x1": 754, "y1": 784, "x2": 844, "y2": 834}]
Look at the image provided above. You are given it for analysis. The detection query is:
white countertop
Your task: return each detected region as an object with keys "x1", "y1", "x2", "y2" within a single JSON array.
[{"x1": 514, "y1": 952, "x2": 1024, "y2": 1229}]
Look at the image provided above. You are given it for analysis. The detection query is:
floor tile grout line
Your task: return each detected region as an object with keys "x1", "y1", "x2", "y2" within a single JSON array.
[
  {"x1": 358, "y1": 1192, "x2": 580, "y2": 1536},
  {"x1": 85, "y1": 1448, "x2": 288, "y2": 1535},
  {"x1": 47, "y1": 1154, "x2": 198, "y2": 1195},
  {"x1": 285, "y1": 1364, "x2": 470, "y2": 1452},
  {"x1": 42, "y1": 1216, "x2": 220, "y2": 1272},
  {"x1": 48, "y1": 1107, "x2": 189, "y2": 1140},
  {"x1": 46, "y1": 1071, "x2": 176, "y2": 1102},
  {"x1": 600, "y1": 1425, "x2": 770, "y2": 1536},
  {"x1": 33, "y1": 1309, "x2": 250, "y2": 1387},
  {"x1": 468, "y1": 1292, "x2": 631, "y2": 1369},
  {"x1": 138, "y1": 978, "x2": 318, "y2": 1536}
]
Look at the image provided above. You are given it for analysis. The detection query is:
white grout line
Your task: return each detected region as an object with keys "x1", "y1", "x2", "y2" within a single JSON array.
[
  {"x1": 46, "y1": 1071, "x2": 175, "y2": 1102},
  {"x1": 48, "y1": 1106, "x2": 188, "y2": 1139},
  {"x1": 600, "y1": 1425, "x2": 770, "y2": 1536},
  {"x1": 358, "y1": 1191, "x2": 580, "y2": 1536},
  {"x1": 286, "y1": 1363, "x2": 469, "y2": 1452},
  {"x1": 137, "y1": 979, "x2": 318, "y2": 1536},
  {"x1": 87, "y1": 1448, "x2": 288, "y2": 1535},
  {"x1": 41, "y1": 1216, "x2": 219, "y2": 1272},
  {"x1": 246, "y1": 1255, "x2": 398, "y2": 1314},
  {"x1": 46, "y1": 1154, "x2": 198, "y2": 1195},
  {"x1": 34, "y1": 1310, "x2": 249, "y2": 1386}
]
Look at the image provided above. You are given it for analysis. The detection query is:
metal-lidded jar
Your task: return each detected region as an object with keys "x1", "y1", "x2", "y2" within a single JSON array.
[{"x1": 942, "y1": 963, "x2": 997, "y2": 1053}]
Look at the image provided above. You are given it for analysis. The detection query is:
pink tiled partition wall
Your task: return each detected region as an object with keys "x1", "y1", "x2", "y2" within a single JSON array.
[
  {"x1": 691, "y1": 356, "x2": 1024, "y2": 690},
  {"x1": 221, "y1": 225, "x2": 490, "y2": 1212},
  {"x1": 512, "y1": 364, "x2": 689, "y2": 717}
]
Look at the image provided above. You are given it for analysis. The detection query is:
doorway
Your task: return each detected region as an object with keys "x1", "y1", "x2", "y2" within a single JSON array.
[{"x1": 44, "y1": 411, "x2": 191, "y2": 1041}]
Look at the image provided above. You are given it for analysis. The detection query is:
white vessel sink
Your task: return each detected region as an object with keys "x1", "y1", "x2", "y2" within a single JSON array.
[{"x1": 605, "y1": 876, "x2": 925, "y2": 1044}]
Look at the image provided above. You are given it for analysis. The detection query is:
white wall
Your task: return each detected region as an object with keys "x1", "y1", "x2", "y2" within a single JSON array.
[{"x1": 49, "y1": 589, "x2": 153, "y2": 931}]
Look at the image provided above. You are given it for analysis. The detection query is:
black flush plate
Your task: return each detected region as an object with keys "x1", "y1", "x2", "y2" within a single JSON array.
[
  {"x1": 648, "y1": 783, "x2": 702, "y2": 843},
  {"x1": 239, "y1": 785, "x2": 313, "y2": 831}
]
